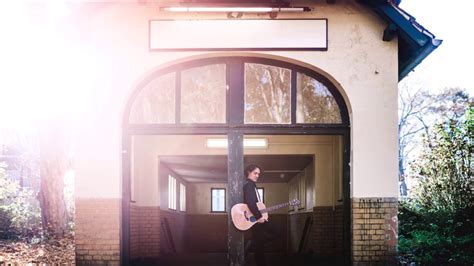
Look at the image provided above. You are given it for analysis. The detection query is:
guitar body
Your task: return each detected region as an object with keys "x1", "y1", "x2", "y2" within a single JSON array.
[{"x1": 231, "y1": 202, "x2": 269, "y2": 231}]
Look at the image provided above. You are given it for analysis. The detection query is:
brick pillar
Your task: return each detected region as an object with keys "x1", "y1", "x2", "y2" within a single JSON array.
[
  {"x1": 130, "y1": 204, "x2": 139, "y2": 259},
  {"x1": 75, "y1": 198, "x2": 120, "y2": 265},
  {"x1": 138, "y1": 207, "x2": 161, "y2": 258},
  {"x1": 352, "y1": 197, "x2": 398, "y2": 265},
  {"x1": 130, "y1": 205, "x2": 161, "y2": 261}
]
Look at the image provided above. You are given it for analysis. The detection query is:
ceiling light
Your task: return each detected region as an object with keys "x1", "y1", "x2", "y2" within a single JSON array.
[
  {"x1": 160, "y1": 6, "x2": 311, "y2": 13},
  {"x1": 244, "y1": 138, "x2": 268, "y2": 148},
  {"x1": 206, "y1": 138, "x2": 228, "y2": 148}
]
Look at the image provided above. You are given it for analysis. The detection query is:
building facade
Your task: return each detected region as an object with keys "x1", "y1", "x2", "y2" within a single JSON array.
[{"x1": 67, "y1": 0, "x2": 440, "y2": 265}]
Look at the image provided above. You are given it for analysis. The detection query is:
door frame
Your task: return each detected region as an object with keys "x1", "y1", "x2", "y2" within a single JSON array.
[{"x1": 121, "y1": 56, "x2": 351, "y2": 265}]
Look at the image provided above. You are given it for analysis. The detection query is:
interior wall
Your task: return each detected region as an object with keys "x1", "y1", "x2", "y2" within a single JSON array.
[
  {"x1": 257, "y1": 183, "x2": 289, "y2": 214},
  {"x1": 158, "y1": 162, "x2": 188, "y2": 211},
  {"x1": 245, "y1": 135, "x2": 341, "y2": 207},
  {"x1": 132, "y1": 135, "x2": 227, "y2": 207},
  {"x1": 187, "y1": 183, "x2": 227, "y2": 214},
  {"x1": 289, "y1": 160, "x2": 315, "y2": 212},
  {"x1": 132, "y1": 135, "x2": 342, "y2": 208}
]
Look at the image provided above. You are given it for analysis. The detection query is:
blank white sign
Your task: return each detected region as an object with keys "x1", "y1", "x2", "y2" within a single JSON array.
[{"x1": 149, "y1": 19, "x2": 327, "y2": 51}]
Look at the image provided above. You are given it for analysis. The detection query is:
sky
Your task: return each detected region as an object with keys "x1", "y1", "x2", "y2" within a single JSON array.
[{"x1": 399, "y1": 0, "x2": 474, "y2": 95}]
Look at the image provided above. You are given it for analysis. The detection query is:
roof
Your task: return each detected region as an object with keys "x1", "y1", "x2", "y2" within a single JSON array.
[{"x1": 358, "y1": 0, "x2": 442, "y2": 80}]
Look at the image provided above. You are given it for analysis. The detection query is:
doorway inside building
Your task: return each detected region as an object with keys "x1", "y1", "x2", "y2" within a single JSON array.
[
  {"x1": 122, "y1": 56, "x2": 351, "y2": 265},
  {"x1": 128, "y1": 134, "x2": 345, "y2": 265}
]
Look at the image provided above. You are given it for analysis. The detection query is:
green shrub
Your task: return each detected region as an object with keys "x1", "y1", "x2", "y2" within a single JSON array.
[
  {"x1": 398, "y1": 107, "x2": 474, "y2": 265},
  {"x1": 399, "y1": 202, "x2": 474, "y2": 264},
  {"x1": 0, "y1": 163, "x2": 42, "y2": 239}
]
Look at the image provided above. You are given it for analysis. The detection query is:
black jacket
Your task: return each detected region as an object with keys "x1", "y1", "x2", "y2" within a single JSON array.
[{"x1": 243, "y1": 179, "x2": 262, "y2": 220}]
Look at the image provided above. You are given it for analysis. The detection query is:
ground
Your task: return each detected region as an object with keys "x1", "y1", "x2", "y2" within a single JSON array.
[{"x1": 0, "y1": 234, "x2": 74, "y2": 265}]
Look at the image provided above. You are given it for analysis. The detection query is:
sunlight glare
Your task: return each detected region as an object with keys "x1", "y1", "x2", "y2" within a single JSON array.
[{"x1": 0, "y1": 1, "x2": 97, "y2": 131}]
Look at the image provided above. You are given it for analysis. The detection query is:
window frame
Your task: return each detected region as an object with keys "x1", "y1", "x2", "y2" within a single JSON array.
[
  {"x1": 243, "y1": 62, "x2": 292, "y2": 124},
  {"x1": 180, "y1": 183, "x2": 186, "y2": 212},
  {"x1": 295, "y1": 72, "x2": 342, "y2": 124},
  {"x1": 210, "y1": 188, "x2": 227, "y2": 213},
  {"x1": 180, "y1": 63, "x2": 228, "y2": 124},
  {"x1": 257, "y1": 187, "x2": 265, "y2": 203},
  {"x1": 168, "y1": 175, "x2": 177, "y2": 210},
  {"x1": 122, "y1": 57, "x2": 352, "y2": 264},
  {"x1": 125, "y1": 57, "x2": 349, "y2": 129}
]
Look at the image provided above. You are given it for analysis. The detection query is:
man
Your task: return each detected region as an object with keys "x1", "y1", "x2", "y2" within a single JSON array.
[{"x1": 243, "y1": 164, "x2": 278, "y2": 266}]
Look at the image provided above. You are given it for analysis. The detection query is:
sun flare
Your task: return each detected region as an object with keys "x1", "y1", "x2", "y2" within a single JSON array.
[{"x1": 0, "y1": 2, "x2": 97, "y2": 130}]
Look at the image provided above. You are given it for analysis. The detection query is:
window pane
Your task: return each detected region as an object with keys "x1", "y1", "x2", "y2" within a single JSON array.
[
  {"x1": 168, "y1": 176, "x2": 171, "y2": 209},
  {"x1": 257, "y1": 188, "x2": 264, "y2": 203},
  {"x1": 245, "y1": 63, "x2": 291, "y2": 124},
  {"x1": 181, "y1": 64, "x2": 226, "y2": 123},
  {"x1": 168, "y1": 175, "x2": 176, "y2": 210},
  {"x1": 211, "y1": 189, "x2": 225, "y2": 212},
  {"x1": 180, "y1": 184, "x2": 186, "y2": 212},
  {"x1": 296, "y1": 73, "x2": 342, "y2": 123},
  {"x1": 129, "y1": 72, "x2": 175, "y2": 124}
]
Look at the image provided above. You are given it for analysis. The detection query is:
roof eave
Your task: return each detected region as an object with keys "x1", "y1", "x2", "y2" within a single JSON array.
[
  {"x1": 399, "y1": 38, "x2": 443, "y2": 80},
  {"x1": 358, "y1": 0, "x2": 442, "y2": 81}
]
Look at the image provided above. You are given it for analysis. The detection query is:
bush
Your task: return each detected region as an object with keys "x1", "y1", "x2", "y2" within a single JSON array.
[
  {"x1": 398, "y1": 107, "x2": 474, "y2": 265},
  {"x1": 0, "y1": 163, "x2": 42, "y2": 239},
  {"x1": 398, "y1": 202, "x2": 474, "y2": 264}
]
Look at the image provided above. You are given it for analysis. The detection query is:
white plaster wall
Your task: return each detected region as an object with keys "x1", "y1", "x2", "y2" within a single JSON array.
[{"x1": 73, "y1": 0, "x2": 398, "y2": 199}]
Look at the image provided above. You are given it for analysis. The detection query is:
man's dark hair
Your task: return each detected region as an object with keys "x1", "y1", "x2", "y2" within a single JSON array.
[{"x1": 244, "y1": 164, "x2": 262, "y2": 178}]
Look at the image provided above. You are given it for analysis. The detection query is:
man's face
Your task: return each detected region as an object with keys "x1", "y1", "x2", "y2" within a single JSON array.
[{"x1": 248, "y1": 168, "x2": 261, "y2": 182}]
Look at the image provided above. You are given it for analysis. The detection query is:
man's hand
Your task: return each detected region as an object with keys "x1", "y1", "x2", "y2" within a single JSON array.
[{"x1": 256, "y1": 217, "x2": 266, "y2": 223}]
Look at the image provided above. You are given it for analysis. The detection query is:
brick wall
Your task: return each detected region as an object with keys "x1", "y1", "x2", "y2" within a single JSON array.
[
  {"x1": 130, "y1": 205, "x2": 161, "y2": 260},
  {"x1": 130, "y1": 204, "x2": 139, "y2": 260},
  {"x1": 312, "y1": 206, "x2": 343, "y2": 257},
  {"x1": 75, "y1": 198, "x2": 120, "y2": 265},
  {"x1": 352, "y1": 197, "x2": 398, "y2": 265}
]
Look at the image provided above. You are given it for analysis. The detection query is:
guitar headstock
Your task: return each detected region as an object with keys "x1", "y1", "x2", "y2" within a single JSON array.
[{"x1": 289, "y1": 198, "x2": 301, "y2": 206}]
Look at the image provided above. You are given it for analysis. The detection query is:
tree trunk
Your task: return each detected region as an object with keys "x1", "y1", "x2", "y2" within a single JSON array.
[{"x1": 38, "y1": 121, "x2": 68, "y2": 238}]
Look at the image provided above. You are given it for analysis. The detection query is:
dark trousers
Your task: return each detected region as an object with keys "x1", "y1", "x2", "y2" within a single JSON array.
[{"x1": 249, "y1": 221, "x2": 280, "y2": 266}]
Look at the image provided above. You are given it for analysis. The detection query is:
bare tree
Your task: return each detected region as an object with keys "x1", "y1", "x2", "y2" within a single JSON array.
[
  {"x1": 398, "y1": 85, "x2": 472, "y2": 179},
  {"x1": 38, "y1": 121, "x2": 68, "y2": 238}
]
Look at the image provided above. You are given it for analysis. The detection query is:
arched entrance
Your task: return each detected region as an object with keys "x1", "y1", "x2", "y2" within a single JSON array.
[{"x1": 121, "y1": 56, "x2": 351, "y2": 265}]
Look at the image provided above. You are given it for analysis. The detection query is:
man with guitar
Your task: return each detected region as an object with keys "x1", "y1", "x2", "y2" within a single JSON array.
[{"x1": 243, "y1": 164, "x2": 279, "y2": 266}]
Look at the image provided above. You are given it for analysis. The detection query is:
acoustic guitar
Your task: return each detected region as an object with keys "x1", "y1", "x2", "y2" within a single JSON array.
[{"x1": 231, "y1": 199, "x2": 301, "y2": 231}]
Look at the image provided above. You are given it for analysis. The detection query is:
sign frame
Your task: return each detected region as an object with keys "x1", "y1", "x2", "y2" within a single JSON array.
[{"x1": 149, "y1": 19, "x2": 328, "y2": 51}]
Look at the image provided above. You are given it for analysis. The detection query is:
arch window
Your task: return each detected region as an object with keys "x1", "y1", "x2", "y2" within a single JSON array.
[
  {"x1": 181, "y1": 64, "x2": 226, "y2": 123},
  {"x1": 296, "y1": 73, "x2": 342, "y2": 124},
  {"x1": 126, "y1": 58, "x2": 347, "y2": 127},
  {"x1": 129, "y1": 72, "x2": 175, "y2": 124},
  {"x1": 244, "y1": 63, "x2": 291, "y2": 124}
]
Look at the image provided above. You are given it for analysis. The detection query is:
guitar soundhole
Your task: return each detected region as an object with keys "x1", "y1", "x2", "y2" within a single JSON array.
[{"x1": 244, "y1": 211, "x2": 256, "y2": 222}]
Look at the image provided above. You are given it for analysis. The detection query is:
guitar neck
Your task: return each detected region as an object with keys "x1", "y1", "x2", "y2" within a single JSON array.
[{"x1": 260, "y1": 202, "x2": 292, "y2": 214}]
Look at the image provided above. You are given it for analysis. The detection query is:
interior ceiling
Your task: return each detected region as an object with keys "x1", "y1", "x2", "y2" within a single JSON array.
[{"x1": 160, "y1": 154, "x2": 313, "y2": 183}]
